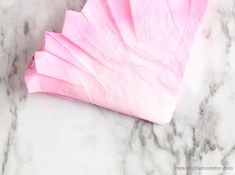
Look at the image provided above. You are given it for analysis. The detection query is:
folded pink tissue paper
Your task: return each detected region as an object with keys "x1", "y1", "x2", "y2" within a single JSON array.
[{"x1": 24, "y1": 0, "x2": 208, "y2": 124}]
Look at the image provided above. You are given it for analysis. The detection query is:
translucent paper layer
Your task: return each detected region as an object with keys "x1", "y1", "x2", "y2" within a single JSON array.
[{"x1": 24, "y1": 0, "x2": 208, "y2": 124}]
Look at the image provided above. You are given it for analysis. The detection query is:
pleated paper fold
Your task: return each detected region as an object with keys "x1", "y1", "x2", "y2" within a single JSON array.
[{"x1": 25, "y1": 0, "x2": 208, "y2": 124}]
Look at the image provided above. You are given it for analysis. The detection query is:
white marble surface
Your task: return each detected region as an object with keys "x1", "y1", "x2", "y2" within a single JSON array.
[{"x1": 0, "y1": 0, "x2": 235, "y2": 175}]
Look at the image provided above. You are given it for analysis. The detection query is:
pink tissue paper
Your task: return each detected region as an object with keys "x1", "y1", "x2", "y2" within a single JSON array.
[{"x1": 24, "y1": 0, "x2": 208, "y2": 124}]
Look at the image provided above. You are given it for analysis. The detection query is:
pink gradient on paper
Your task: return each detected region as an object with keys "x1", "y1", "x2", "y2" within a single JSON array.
[{"x1": 24, "y1": 0, "x2": 208, "y2": 124}]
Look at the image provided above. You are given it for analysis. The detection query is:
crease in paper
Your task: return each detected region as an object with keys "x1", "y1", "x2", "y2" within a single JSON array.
[{"x1": 25, "y1": 0, "x2": 208, "y2": 124}]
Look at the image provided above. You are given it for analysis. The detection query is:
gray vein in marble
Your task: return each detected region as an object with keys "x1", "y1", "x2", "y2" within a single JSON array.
[
  {"x1": 1, "y1": 103, "x2": 17, "y2": 175},
  {"x1": 23, "y1": 22, "x2": 29, "y2": 36}
]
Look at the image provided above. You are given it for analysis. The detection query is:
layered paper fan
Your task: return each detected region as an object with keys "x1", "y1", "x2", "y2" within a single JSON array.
[{"x1": 24, "y1": 0, "x2": 208, "y2": 124}]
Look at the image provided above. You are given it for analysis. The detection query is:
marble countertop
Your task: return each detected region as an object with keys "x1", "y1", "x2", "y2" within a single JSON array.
[{"x1": 0, "y1": 0, "x2": 235, "y2": 175}]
